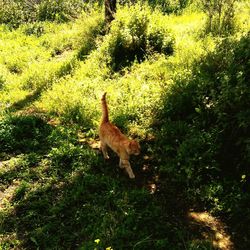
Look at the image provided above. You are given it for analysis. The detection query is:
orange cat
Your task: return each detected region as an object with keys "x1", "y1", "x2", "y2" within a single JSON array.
[{"x1": 99, "y1": 92, "x2": 140, "y2": 179}]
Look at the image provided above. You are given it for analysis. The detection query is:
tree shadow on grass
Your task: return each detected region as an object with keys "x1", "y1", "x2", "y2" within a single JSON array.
[
  {"x1": 0, "y1": 164, "x2": 196, "y2": 250},
  {"x1": 0, "y1": 113, "x2": 108, "y2": 248},
  {"x1": 148, "y1": 33, "x2": 250, "y2": 250},
  {"x1": 8, "y1": 87, "x2": 44, "y2": 112},
  {"x1": 0, "y1": 145, "x2": 217, "y2": 249},
  {"x1": 5, "y1": 114, "x2": 49, "y2": 144},
  {"x1": 0, "y1": 114, "x2": 221, "y2": 250}
]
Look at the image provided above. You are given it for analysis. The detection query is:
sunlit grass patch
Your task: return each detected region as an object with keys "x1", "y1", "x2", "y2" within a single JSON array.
[
  {"x1": 165, "y1": 11, "x2": 205, "y2": 36},
  {"x1": 35, "y1": 7, "x2": 209, "y2": 136},
  {"x1": 189, "y1": 211, "x2": 234, "y2": 250},
  {"x1": 0, "y1": 23, "x2": 78, "y2": 110},
  {"x1": 0, "y1": 9, "x2": 106, "y2": 114},
  {"x1": 234, "y1": 1, "x2": 250, "y2": 33},
  {"x1": 0, "y1": 28, "x2": 51, "y2": 73},
  {"x1": 37, "y1": 54, "x2": 172, "y2": 137}
]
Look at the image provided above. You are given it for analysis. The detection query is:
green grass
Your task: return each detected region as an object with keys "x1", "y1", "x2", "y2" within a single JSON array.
[
  {"x1": 0, "y1": 113, "x2": 191, "y2": 249},
  {"x1": 1, "y1": 1, "x2": 250, "y2": 250}
]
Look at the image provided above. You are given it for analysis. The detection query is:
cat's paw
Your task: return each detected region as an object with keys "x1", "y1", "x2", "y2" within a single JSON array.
[
  {"x1": 119, "y1": 163, "x2": 125, "y2": 169},
  {"x1": 129, "y1": 173, "x2": 135, "y2": 179}
]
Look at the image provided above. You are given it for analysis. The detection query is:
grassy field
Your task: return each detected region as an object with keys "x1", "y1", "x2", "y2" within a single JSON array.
[{"x1": 0, "y1": 1, "x2": 250, "y2": 249}]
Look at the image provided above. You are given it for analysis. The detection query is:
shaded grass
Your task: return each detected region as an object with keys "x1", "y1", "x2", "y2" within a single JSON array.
[
  {"x1": 0, "y1": 9, "x2": 104, "y2": 111},
  {"x1": 0, "y1": 113, "x2": 218, "y2": 250}
]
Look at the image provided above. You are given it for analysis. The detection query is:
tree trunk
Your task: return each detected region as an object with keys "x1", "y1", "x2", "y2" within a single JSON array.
[{"x1": 105, "y1": 0, "x2": 117, "y2": 24}]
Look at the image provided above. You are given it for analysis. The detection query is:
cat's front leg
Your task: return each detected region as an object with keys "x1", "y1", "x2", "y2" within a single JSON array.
[
  {"x1": 120, "y1": 159, "x2": 135, "y2": 179},
  {"x1": 119, "y1": 158, "x2": 124, "y2": 168},
  {"x1": 100, "y1": 142, "x2": 109, "y2": 160}
]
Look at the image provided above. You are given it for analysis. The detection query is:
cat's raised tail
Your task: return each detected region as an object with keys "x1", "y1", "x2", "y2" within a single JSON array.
[{"x1": 101, "y1": 92, "x2": 109, "y2": 124}]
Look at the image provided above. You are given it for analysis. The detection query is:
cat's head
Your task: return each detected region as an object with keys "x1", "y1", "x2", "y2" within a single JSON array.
[{"x1": 128, "y1": 140, "x2": 140, "y2": 156}]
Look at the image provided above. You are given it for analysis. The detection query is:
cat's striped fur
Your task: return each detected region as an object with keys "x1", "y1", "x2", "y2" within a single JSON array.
[{"x1": 99, "y1": 92, "x2": 140, "y2": 179}]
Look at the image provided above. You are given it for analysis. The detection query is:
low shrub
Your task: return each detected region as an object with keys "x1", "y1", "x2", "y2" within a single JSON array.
[
  {"x1": 156, "y1": 32, "x2": 250, "y2": 226},
  {"x1": 0, "y1": 0, "x2": 25, "y2": 28},
  {"x1": 198, "y1": 34, "x2": 250, "y2": 175},
  {"x1": 201, "y1": 0, "x2": 237, "y2": 35},
  {"x1": 23, "y1": 22, "x2": 45, "y2": 37},
  {"x1": 75, "y1": 10, "x2": 105, "y2": 59},
  {"x1": 100, "y1": 4, "x2": 174, "y2": 71}
]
